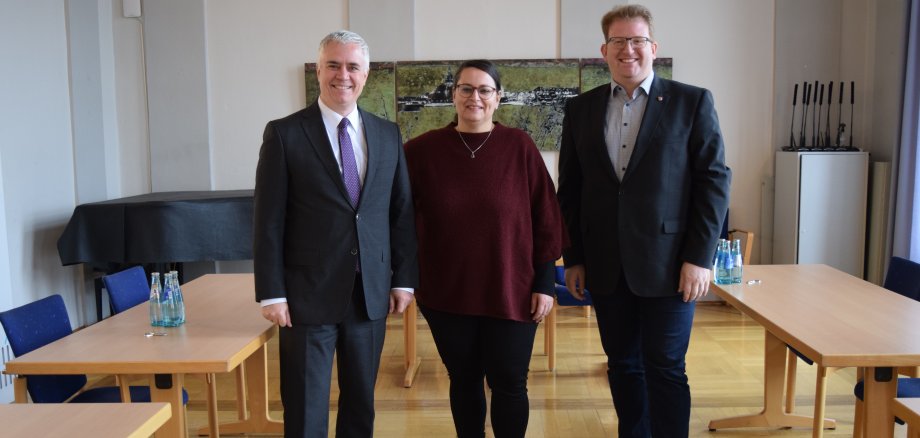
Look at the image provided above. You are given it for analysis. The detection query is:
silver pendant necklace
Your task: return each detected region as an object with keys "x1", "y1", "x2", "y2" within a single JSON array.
[{"x1": 457, "y1": 125, "x2": 494, "y2": 158}]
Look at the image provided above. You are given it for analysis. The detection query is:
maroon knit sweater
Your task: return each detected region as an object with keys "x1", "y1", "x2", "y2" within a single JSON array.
[{"x1": 404, "y1": 122, "x2": 566, "y2": 322}]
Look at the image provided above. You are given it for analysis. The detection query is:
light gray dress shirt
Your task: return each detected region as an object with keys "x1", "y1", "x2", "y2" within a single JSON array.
[{"x1": 605, "y1": 72, "x2": 655, "y2": 181}]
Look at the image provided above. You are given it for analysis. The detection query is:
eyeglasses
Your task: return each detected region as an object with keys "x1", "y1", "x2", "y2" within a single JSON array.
[
  {"x1": 456, "y1": 84, "x2": 497, "y2": 99},
  {"x1": 605, "y1": 36, "x2": 652, "y2": 49}
]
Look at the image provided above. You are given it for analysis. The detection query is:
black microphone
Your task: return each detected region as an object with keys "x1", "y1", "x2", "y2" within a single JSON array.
[
  {"x1": 824, "y1": 81, "x2": 833, "y2": 148},
  {"x1": 849, "y1": 81, "x2": 855, "y2": 148},
  {"x1": 800, "y1": 82, "x2": 810, "y2": 148},
  {"x1": 811, "y1": 80, "x2": 818, "y2": 147},
  {"x1": 817, "y1": 83, "x2": 824, "y2": 147},
  {"x1": 836, "y1": 81, "x2": 844, "y2": 147},
  {"x1": 788, "y1": 83, "x2": 798, "y2": 149}
]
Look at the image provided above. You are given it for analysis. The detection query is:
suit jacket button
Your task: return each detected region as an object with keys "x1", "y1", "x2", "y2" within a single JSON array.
[
  {"x1": 355, "y1": 214, "x2": 360, "y2": 220},
  {"x1": 350, "y1": 248, "x2": 358, "y2": 255}
]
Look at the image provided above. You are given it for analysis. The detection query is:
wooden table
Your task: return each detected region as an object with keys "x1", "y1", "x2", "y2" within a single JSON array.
[
  {"x1": 893, "y1": 398, "x2": 920, "y2": 438},
  {"x1": 0, "y1": 402, "x2": 171, "y2": 437},
  {"x1": 3, "y1": 274, "x2": 282, "y2": 438},
  {"x1": 708, "y1": 264, "x2": 920, "y2": 437}
]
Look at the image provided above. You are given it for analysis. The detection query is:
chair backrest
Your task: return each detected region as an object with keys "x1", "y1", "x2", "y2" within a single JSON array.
[
  {"x1": 553, "y1": 266, "x2": 593, "y2": 306},
  {"x1": 554, "y1": 266, "x2": 565, "y2": 285},
  {"x1": 883, "y1": 256, "x2": 920, "y2": 301},
  {"x1": 0, "y1": 295, "x2": 87, "y2": 402},
  {"x1": 103, "y1": 265, "x2": 149, "y2": 314}
]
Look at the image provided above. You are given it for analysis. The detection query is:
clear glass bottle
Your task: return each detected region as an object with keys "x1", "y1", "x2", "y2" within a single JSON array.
[
  {"x1": 715, "y1": 239, "x2": 733, "y2": 285},
  {"x1": 169, "y1": 271, "x2": 186, "y2": 325},
  {"x1": 160, "y1": 272, "x2": 178, "y2": 327},
  {"x1": 730, "y1": 239, "x2": 743, "y2": 284},
  {"x1": 149, "y1": 272, "x2": 163, "y2": 326}
]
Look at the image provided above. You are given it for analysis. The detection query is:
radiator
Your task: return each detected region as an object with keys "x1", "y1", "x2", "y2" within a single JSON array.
[{"x1": 0, "y1": 334, "x2": 13, "y2": 402}]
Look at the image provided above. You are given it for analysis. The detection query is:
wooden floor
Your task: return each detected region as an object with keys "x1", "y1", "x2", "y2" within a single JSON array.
[{"x1": 179, "y1": 303, "x2": 908, "y2": 437}]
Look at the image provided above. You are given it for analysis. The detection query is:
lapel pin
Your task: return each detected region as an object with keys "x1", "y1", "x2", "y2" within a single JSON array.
[{"x1": 657, "y1": 96, "x2": 664, "y2": 102}]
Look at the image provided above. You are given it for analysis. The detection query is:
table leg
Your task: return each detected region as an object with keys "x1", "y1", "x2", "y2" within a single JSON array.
[
  {"x1": 210, "y1": 344, "x2": 283, "y2": 434},
  {"x1": 13, "y1": 376, "x2": 28, "y2": 403},
  {"x1": 149, "y1": 373, "x2": 187, "y2": 438},
  {"x1": 403, "y1": 300, "x2": 422, "y2": 387},
  {"x1": 205, "y1": 373, "x2": 218, "y2": 437},
  {"x1": 235, "y1": 363, "x2": 248, "y2": 420},
  {"x1": 709, "y1": 331, "x2": 832, "y2": 432},
  {"x1": 862, "y1": 367, "x2": 897, "y2": 437}
]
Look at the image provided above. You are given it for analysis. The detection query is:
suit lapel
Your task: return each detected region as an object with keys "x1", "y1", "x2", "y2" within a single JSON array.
[
  {"x1": 624, "y1": 77, "x2": 669, "y2": 183},
  {"x1": 359, "y1": 108, "x2": 378, "y2": 203},
  {"x1": 300, "y1": 103, "x2": 353, "y2": 206},
  {"x1": 623, "y1": 76, "x2": 671, "y2": 181},
  {"x1": 588, "y1": 84, "x2": 620, "y2": 183}
]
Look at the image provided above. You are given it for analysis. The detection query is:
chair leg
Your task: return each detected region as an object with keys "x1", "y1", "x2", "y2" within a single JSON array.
[
  {"x1": 545, "y1": 304, "x2": 557, "y2": 371},
  {"x1": 784, "y1": 350, "x2": 798, "y2": 413},
  {"x1": 853, "y1": 368, "x2": 865, "y2": 438},
  {"x1": 853, "y1": 398, "x2": 865, "y2": 438}
]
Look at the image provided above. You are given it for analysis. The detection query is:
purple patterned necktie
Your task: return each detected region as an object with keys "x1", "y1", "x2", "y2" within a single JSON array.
[{"x1": 337, "y1": 118, "x2": 361, "y2": 208}]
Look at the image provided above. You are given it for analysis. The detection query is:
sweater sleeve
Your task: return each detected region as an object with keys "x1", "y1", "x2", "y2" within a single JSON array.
[{"x1": 532, "y1": 260, "x2": 556, "y2": 296}]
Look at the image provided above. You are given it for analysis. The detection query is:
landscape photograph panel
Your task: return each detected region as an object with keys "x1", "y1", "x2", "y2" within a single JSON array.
[{"x1": 304, "y1": 58, "x2": 673, "y2": 151}]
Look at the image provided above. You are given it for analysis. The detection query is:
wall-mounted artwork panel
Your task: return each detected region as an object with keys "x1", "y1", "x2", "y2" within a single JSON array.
[{"x1": 306, "y1": 58, "x2": 673, "y2": 151}]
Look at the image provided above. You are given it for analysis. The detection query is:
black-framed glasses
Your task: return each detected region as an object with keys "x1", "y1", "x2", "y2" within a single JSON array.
[
  {"x1": 605, "y1": 36, "x2": 652, "y2": 49},
  {"x1": 456, "y1": 84, "x2": 497, "y2": 99}
]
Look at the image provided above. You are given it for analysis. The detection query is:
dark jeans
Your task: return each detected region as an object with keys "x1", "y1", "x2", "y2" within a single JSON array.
[
  {"x1": 420, "y1": 305, "x2": 538, "y2": 438},
  {"x1": 592, "y1": 275, "x2": 696, "y2": 438}
]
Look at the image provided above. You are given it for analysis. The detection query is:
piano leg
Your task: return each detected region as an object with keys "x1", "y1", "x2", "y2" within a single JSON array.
[{"x1": 94, "y1": 273, "x2": 105, "y2": 321}]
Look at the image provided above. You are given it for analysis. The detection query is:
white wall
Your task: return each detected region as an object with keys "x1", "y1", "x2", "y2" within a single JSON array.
[
  {"x1": 206, "y1": 0, "x2": 344, "y2": 190},
  {"x1": 112, "y1": 4, "x2": 151, "y2": 196},
  {"x1": 0, "y1": 0, "x2": 85, "y2": 402}
]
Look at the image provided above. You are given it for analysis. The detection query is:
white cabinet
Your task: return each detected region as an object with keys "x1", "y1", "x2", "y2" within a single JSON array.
[{"x1": 773, "y1": 151, "x2": 868, "y2": 277}]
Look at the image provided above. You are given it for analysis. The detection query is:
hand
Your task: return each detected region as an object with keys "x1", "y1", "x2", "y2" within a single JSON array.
[
  {"x1": 679, "y1": 262, "x2": 711, "y2": 302},
  {"x1": 564, "y1": 265, "x2": 587, "y2": 300},
  {"x1": 261, "y1": 302, "x2": 292, "y2": 327},
  {"x1": 389, "y1": 289, "x2": 414, "y2": 314},
  {"x1": 531, "y1": 292, "x2": 554, "y2": 322}
]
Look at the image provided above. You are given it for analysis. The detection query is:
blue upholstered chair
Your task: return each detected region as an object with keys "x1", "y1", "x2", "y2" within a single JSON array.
[
  {"x1": 102, "y1": 265, "x2": 149, "y2": 314},
  {"x1": 0, "y1": 294, "x2": 186, "y2": 404},
  {"x1": 851, "y1": 257, "x2": 920, "y2": 437}
]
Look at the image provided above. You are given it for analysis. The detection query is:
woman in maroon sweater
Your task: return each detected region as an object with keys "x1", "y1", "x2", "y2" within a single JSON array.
[{"x1": 404, "y1": 59, "x2": 566, "y2": 438}]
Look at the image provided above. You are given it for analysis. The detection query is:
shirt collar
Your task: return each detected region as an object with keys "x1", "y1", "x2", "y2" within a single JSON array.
[
  {"x1": 611, "y1": 71, "x2": 655, "y2": 99},
  {"x1": 317, "y1": 98, "x2": 361, "y2": 129}
]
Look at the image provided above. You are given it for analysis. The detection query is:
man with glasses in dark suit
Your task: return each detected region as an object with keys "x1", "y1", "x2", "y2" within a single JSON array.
[{"x1": 557, "y1": 5, "x2": 731, "y2": 437}]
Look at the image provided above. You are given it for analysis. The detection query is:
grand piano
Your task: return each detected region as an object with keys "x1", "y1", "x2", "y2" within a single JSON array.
[{"x1": 57, "y1": 190, "x2": 254, "y2": 320}]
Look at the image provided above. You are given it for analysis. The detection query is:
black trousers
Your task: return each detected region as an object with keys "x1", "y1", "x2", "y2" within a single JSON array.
[
  {"x1": 279, "y1": 276, "x2": 387, "y2": 438},
  {"x1": 420, "y1": 305, "x2": 538, "y2": 438}
]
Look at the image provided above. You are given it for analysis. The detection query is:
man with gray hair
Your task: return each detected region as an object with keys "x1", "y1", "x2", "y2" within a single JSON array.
[{"x1": 254, "y1": 30, "x2": 418, "y2": 437}]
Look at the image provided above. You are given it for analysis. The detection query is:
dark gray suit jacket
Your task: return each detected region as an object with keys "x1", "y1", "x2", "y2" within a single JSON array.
[
  {"x1": 557, "y1": 77, "x2": 731, "y2": 297},
  {"x1": 253, "y1": 103, "x2": 418, "y2": 323}
]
